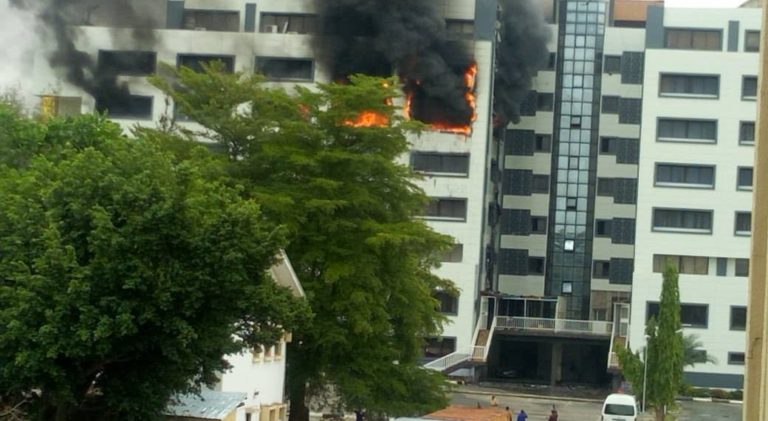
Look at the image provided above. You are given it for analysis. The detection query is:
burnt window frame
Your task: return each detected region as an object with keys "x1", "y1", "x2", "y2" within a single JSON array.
[
  {"x1": 255, "y1": 56, "x2": 315, "y2": 81},
  {"x1": 97, "y1": 50, "x2": 157, "y2": 76},
  {"x1": 259, "y1": 13, "x2": 318, "y2": 34},
  {"x1": 183, "y1": 9, "x2": 241, "y2": 32}
]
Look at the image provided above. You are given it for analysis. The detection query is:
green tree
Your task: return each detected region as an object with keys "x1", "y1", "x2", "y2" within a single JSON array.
[
  {"x1": 617, "y1": 263, "x2": 683, "y2": 421},
  {"x1": 0, "y1": 107, "x2": 309, "y2": 420},
  {"x1": 683, "y1": 333, "x2": 717, "y2": 368},
  {"x1": 153, "y1": 64, "x2": 455, "y2": 420}
]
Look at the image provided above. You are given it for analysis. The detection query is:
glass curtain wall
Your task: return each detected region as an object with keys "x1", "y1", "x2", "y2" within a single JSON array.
[{"x1": 546, "y1": 0, "x2": 607, "y2": 320}]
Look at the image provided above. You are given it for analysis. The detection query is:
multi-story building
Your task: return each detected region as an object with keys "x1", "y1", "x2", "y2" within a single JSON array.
[
  {"x1": 18, "y1": 0, "x2": 762, "y2": 392},
  {"x1": 629, "y1": 4, "x2": 760, "y2": 389},
  {"x1": 22, "y1": 0, "x2": 497, "y2": 379}
]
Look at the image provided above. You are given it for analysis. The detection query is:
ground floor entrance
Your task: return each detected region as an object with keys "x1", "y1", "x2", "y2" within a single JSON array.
[{"x1": 485, "y1": 335, "x2": 611, "y2": 387}]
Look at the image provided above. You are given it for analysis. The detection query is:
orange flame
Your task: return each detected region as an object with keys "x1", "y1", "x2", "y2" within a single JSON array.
[
  {"x1": 404, "y1": 62, "x2": 478, "y2": 136},
  {"x1": 344, "y1": 110, "x2": 389, "y2": 127}
]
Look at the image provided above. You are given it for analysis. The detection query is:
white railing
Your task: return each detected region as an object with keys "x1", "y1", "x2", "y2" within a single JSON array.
[
  {"x1": 495, "y1": 316, "x2": 613, "y2": 336},
  {"x1": 483, "y1": 315, "x2": 497, "y2": 361},
  {"x1": 424, "y1": 347, "x2": 472, "y2": 371}
]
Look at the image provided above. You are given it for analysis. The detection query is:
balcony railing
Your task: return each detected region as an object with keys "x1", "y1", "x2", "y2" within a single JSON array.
[{"x1": 495, "y1": 316, "x2": 613, "y2": 337}]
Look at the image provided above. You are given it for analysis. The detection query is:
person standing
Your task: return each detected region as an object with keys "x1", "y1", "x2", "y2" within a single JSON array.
[
  {"x1": 516, "y1": 409, "x2": 527, "y2": 421},
  {"x1": 490, "y1": 395, "x2": 498, "y2": 407},
  {"x1": 548, "y1": 408, "x2": 558, "y2": 421},
  {"x1": 504, "y1": 406, "x2": 513, "y2": 421}
]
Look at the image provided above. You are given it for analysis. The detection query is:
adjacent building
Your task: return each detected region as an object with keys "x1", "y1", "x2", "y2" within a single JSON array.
[{"x1": 629, "y1": 4, "x2": 760, "y2": 388}]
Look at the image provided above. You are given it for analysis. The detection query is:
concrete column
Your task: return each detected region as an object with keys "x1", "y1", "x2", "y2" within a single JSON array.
[
  {"x1": 550, "y1": 342, "x2": 563, "y2": 386},
  {"x1": 744, "y1": 3, "x2": 768, "y2": 420}
]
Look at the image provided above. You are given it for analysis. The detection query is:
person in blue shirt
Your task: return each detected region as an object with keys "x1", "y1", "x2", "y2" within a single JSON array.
[{"x1": 516, "y1": 409, "x2": 527, "y2": 421}]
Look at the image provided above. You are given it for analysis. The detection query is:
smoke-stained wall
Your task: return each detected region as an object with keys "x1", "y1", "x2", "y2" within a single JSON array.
[
  {"x1": 495, "y1": 0, "x2": 552, "y2": 124},
  {"x1": 315, "y1": 0, "x2": 475, "y2": 126},
  {"x1": 9, "y1": 0, "x2": 163, "y2": 112}
]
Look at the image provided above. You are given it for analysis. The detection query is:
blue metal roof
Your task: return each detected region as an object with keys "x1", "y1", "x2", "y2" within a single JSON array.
[{"x1": 165, "y1": 389, "x2": 246, "y2": 420}]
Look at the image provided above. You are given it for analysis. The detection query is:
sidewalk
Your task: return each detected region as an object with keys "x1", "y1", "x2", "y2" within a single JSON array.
[{"x1": 456, "y1": 382, "x2": 608, "y2": 402}]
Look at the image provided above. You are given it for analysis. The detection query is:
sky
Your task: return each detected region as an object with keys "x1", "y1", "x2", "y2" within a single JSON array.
[{"x1": 665, "y1": 0, "x2": 750, "y2": 7}]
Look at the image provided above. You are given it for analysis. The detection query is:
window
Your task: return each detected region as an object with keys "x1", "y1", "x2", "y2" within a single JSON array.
[
  {"x1": 740, "y1": 121, "x2": 755, "y2": 145},
  {"x1": 738, "y1": 167, "x2": 754, "y2": 190},
  {"x1": 547, "y1": 52, "x2": 556, "y2": 70},
  {"x1": 717, "y1": 257, "x2": 727, "y2": 276},
  {"x1": 728, "y1": 352, "x2": 745, "y2": 365},
  {"x1": 736, "y1": 258, "x2": 750, "y2": 277},
  {"x1": 743, "y1": 76, "x2": 758, "y2": 100},
  {"x1": 423, "y1": 198, "x2": 467, "y2": 221},
  {"x1": 655, "y1": 163, "x2": 715, "y2": 188},
  {"x1": 98, "y1": 50, "x2": 156, "y2": 76},
  {"x1": 659, "y1": 74, "x2": 719, "y2": 97},
  {"x1": 653, "y1": 255, "x2": 709, "y2": 275},
  {"x1": 593, "y1": 260, "x2": 610, "y2": 279},
  {"x1": 604, "y1": 55, "x2": 621, "y2": 73},
  {"x1": 423, "y1": 337, "x2": 456, "y2": 359},
  {"x1": 183, "y1": 9, "x2": 239, "y2": 31},
  {"x1": 602, "y1": 95, "x2": 619, "y2": 114},
  {"x1": 411, "y1": 152, "x2": 470, "y2": 175},
  {"x1": 665, "y1": 28, "x2": 722, "y2": 51},
  {"x1": 731, "y1": 306, "x2": 747, "y2": 331},
  {"x1": 532, "y1": 175, "x2": 550, "y2": 193},
  {"x1": 446, "y1": 19, "x2": 474, "y2": 39},
  {"x1": 531, "y1": 216, "x2": 547, "y2": 234},
  {"x1": 537, "y1": 93, "x2": 554, "y2": 111},
  {"x1": 528, "y1": 257, "x2": 545, "y2": 275},
  {"x1": 440, "y1": 244, "x2": 463, "y2": 263},
  {"x1": 745, "y1": 30, "x2": 760, "y2": 52},
  {"x1": 653, "y1": 208, "x2": 712, "y2": 233},
  {"x1": 597, "y1": 178, "x2": 614, "y2": 196},
  {"x1": 647, "y1": 302, "x2": 708, "y2": 328},
  {"x1": 657, "y1": 119, "x2": 717, "y2": 142},
  {"x1": 259, "y1": 13, "x2": 317, "y2": 34},
  {"x1": 595, "y1": 219, "x2": 612, "y2": 237},
  {"x1": 256, "y1": 57, "x2": 314, "y2": 81},
  {"x1": 562, "y1": 282, "x2": 573, "y2": 294},
  {"x1": 535, "y1": 134, "x2": 552, "y2": 152},
  {"x1": 735, "y1": 212, "x2": 752, "y2": 236},
  {"x1": 178, "y1": 54, "x2": 235, "y2": 73},
  {"x1": 433, "y1": 291, "x2": 458, "y2": 314},
  {"x1": 95, "y1": 95, "x2": 153, "y2": 119}
]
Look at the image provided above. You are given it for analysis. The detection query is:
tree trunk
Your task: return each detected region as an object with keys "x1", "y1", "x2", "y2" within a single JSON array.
[
  {"x1": 654, "y1": 405, "x2": 664, "y2": 421},
  {"x1": 288, "y1": 377, "x2": 310, "y2": 421}
]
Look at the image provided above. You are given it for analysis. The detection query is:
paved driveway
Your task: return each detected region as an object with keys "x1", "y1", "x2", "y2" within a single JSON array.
[{"x1": 451, "y1": 390, "x2": 742, "y2": 420}]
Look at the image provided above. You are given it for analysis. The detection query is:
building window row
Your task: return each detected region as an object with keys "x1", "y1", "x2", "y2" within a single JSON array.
[
  {"x1": 657, "y1": 118, "x2": 717, "y2": 143},
  {"x1": 602, "y1": 51, "x2": 644, "y2": 84},
  {"x1": 596, "y1": 177, "x2": 637, "y2": 204},
  {"x1": 592, "y1": 258, "x2": 633, "y2": 284},
  {"x1": 422, "y1": 198, "x2": 467, "y2": 222},
  {"x1": 498, "y1": 249, "x2": 545, "y2": 276},
  {"x1": 502, "y1": 170, "x2": 550, "y2": 195},
  {"x1": 505, "y1": 130, "x2": 552, "y2": 155},
  {"x1": 655, "y1": 163, "x2": 714, "y2": 188},
  {"x1": 599, "y1": 137, "x2": 639, "y2": 164},
  {"x1": 653, "y1": 254, "x2": 750, "y2": 277},
  {"x1": 594, "y1": 218, "x2": 635, "y2": 244},
  {"x1": 410, "y1": 152, "x2": 470, "y2": 176},
  {"x1": 423, "y1": 337, "x2": 456, "y2": 359},
  {"x1": 259, "y1": 13, "x2": 317, "y2": 34},
  {"x1": 659, "y1": 73, "x2": 719, "y2": 98},
  {"x1": 433, "y1": 290, "x2": 459, "y2": 315},
  {"x1": 501, "y1": 209, "x2": 547, "y2": 236},
  {"x1": 664, "y1": 28, "x2": 722, "y2": 51},
  {"x1": 745, "y1": 30, "x2": 760, "y2": 52},
  {"x1": 647, "y1": 301, "x2": 709, "y2": 328},
  {"x1": 439, "y1": 244, "x2": 464, "y2": 263}
]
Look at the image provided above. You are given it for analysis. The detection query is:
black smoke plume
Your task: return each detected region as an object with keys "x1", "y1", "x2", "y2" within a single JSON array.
[
  {"x1": 316, "y1": 0, "x2": 476, "y2": 126},
  {"x1": 10, "y1": 0, "x2": 157, "y2": 114},
  {"x1": 495, "y1": 0, "x2": 551, "y2": 124}
]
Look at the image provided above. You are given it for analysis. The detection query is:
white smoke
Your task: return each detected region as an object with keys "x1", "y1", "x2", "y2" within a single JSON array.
[{"x1": 0, "y1": 0, "x2": 52, "y2": 110}]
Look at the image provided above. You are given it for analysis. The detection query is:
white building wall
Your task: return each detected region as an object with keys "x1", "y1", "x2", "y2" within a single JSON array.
[{"x1": 630, "y1": 7, "x2": 760, "y2": 386}]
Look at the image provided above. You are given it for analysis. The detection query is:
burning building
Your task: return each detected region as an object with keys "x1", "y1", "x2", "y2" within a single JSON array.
[{"x1": 13, "y1": 0, "x2": 555, "y2": 387}]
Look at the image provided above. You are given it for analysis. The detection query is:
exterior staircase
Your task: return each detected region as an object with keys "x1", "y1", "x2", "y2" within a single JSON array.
[{"x1": 424, "y1": 300, "x2": 496, "y2": 374}]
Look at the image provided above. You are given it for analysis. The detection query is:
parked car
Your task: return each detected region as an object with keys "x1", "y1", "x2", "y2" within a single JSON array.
[{"x1": 600, "y1": 393, "x2": 638, "y2": 421}]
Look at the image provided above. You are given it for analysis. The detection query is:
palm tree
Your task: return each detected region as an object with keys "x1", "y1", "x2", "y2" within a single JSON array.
[{"x1": 683, "y1": 334, "x2": 717, "y2": 368}]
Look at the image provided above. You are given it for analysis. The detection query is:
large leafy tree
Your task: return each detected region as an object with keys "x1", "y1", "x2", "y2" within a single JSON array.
[
  {"x1": 0, "y1": 105, "x2": 309, "y2": 420},
  {"x1": 153, "y1": 64, "x2": 454, "y2": 419},
  {"x1": 617, "y1": 263, "x2": 683, "y2": 421}
]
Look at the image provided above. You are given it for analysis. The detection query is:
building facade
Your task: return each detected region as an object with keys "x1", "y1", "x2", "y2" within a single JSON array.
[{"x1": 629, "y1": 4, "x2": 760, "y2": 388}]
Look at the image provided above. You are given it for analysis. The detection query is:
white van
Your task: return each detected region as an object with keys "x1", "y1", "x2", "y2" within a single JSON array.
[{"x1": 600, "y1": 393, "x2": 638, "y2": 421}]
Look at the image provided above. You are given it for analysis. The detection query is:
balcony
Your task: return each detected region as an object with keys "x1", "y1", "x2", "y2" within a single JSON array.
[{"x1": 495, "y1": 316, "x2": 613, "y2": 338}]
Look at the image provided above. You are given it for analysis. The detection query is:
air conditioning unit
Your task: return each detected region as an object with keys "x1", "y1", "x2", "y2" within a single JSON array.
[{"x1": 267, "y1": 25, "x2": 279, "y2": 33}]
